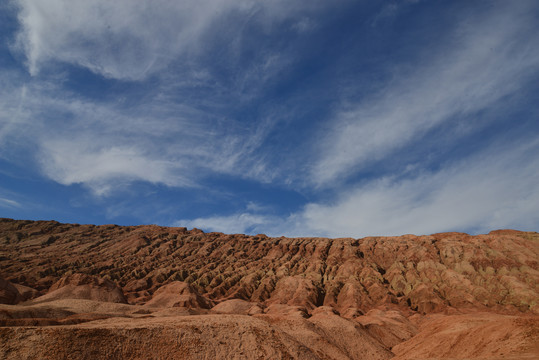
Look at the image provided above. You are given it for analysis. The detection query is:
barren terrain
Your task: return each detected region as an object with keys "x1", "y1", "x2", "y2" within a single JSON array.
[{"x1": 1, "y1": 218, "x2": 538, "y2": 359}]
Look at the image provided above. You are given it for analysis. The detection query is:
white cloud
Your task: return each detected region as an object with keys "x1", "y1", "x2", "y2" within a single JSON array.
[
  {"x1": 13, "y1": 0, "x2": 325, "y2": 80},
  {"x1": 14, "y1": 0, "x2": 231, "y2": 79},
  {"x1": 39, "y1": 141, "x2": 185, "y2": 196},
  {"x1": 176, "y1": 212, "x2": 279, "y2": 235},
  {"x1": 312, "y1": 0, "x2": 539, "y2": 186},
  {"x1": 3, "y1": 0, "x2": 538, "y2": 237},
  {"x1": 176, "y1": 200, "x2": 289, "y2": 236},
  {"x1": 0, "y1": 197, "x2": 21, "y2": 208},
  {"x1": 0, "y1": 0, "x2": 329, "y2": 195},
  {"x1": 0, "y1": 70, "x2": 277, "y2": 195},
  {"x1": 292, "y1": 17, "x2": 315, "y2": 33},
  {"x1": 245, "y1": 201, "x2": 271, "y2": 213},
  {"x1": 177, "y1": 139, "x2": 539, "y2": 238},
  {"x1": 0, "y1": 74, "x2": 32, "y2": 150},
  {"x1": 290, "y1": 140, "x2": 539, "y2": 237}
]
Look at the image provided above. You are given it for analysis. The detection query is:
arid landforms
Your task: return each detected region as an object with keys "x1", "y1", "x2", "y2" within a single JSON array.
[{"x1": 0, "y1": 218, "x2": 538, "y2": 359}]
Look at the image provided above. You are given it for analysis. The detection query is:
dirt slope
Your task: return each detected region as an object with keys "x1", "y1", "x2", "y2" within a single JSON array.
[{"x1": 392, "y1": 313, "x2": 539, "y2": 359}]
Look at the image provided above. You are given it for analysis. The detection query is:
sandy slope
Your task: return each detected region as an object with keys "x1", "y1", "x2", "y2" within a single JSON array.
[
  {"x1": 392, "y1": 312, "x2": 539, "y2": 359},
  {"x1": 1, "y1": 304, "x2": 537, "y2": 359}
]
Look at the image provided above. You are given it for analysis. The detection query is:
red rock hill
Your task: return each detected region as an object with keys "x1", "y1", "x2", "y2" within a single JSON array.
[
  {"x1": 0, "y1": 218, "x2": 538, "y2": 359},
  {"x1": 1, "y1": 218, "x2": 537, "y2": 315}
]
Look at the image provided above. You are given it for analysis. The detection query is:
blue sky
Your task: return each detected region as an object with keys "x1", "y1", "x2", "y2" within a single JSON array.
[{"x1": 1, "y1": 0, "x2": 538, "y2": 237}]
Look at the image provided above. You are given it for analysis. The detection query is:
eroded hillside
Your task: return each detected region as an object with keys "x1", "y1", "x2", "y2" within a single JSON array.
[
  {"x1": 0, "y1": 218, "x2": 538, "y2": 359},
  {"x1": 1, "y1": 218, "x2": 537, "y2": 313}
]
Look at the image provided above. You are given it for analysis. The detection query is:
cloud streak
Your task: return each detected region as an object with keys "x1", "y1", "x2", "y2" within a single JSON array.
[
  {"x1": 177, "y1": 1, "x2": 539, "y2": 238},
  {"x1": 0, "y1": 197, "x2": 21, "y2": 208},
  {"x1": 1, "y1": 0, "x2": 331, "y2": 195},
  {"x1": 0, "y1": 70, "x2": 276, "y2": 195},
  {"x1": 13, "y1": 0, "x2": 324, "y2": 80},
  {"x1": 2, "y1": 1, "x2": 538, "y2": 236},
  {"x1": 189, "y1": 138, "x2": 539, "y2": 238},
  {"x1": 176, "y1": 213, "x2": 280, "y2": 235},
  {"x1": 297, "y1": 138, "x2": 539, "y2": 237},
  {"x1": 311, "y1": 0, "x2": 539, "y2": 186}
]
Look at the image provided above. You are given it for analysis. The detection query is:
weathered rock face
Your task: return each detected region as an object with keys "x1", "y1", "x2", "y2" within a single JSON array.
[
  {"x1": 1, "y1": 218, "x2": 537, "y2": 315},
  {"x1": 0, "y1": 277, "x2": 22, "y2": 305},
  {"x1": 12, "y1": 283, "x2": 39, "y2": 302},
  {"x1": 33, "y1": 273, "x2": 127, "y2": 304},
  {"x1": 211, "y1": 298, "x2": 263, "y2": 315},
  {"x1": 144, "y1": 281, "x2": 212, "y2": 309}
]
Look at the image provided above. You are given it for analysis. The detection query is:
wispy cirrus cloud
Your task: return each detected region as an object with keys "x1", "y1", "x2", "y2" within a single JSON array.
[
  {"x1": 13, "y1": 0, "x2": 324, "y2": 80},
  {"x1": 311, "y1": 0, "x2": 539, "y2": 187},
  {"x1": 2, "y1": 1, "x2": 539, "y2": 236},
  {"x1": 39, "y1": 142, "x2": 183, "y2": 196},
  {"x1": 296, "y1": 138, "x2": 539, "y2": 237},
  {"x1": 0, "y1": 0, "x2": 328, "y2": 196},
  {"x1": 178, "y1": 1, "x2": 539, "y2": 238},
  {"x1": 189, "y1": 138, "x2": 539, "y2": 238},
  {"x1": 0, "y1": 197, "x2": 21, "y2": 208},
  {"x1": 176, "y1": 212, "x2": 280, "y2": 235},
  {"x1": 0, "y1": 74, "x2": 277, "y2": 195}
]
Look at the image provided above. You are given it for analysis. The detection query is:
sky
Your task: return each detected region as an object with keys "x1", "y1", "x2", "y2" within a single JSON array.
[{"x1": 1, "y1": 0, "x2": 538, "y2": 238}]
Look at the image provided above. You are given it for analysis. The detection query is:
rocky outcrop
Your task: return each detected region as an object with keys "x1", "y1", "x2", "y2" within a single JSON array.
[
  {"x1": 0, "y1": 277, "x2": 22, "y2": 305},
  {"x1": 32, "y1": 273, "x2": 127, "y2": 304},
  {"x1": 211, "y1": 299, "x2": 263, "y2": 315},
  {"x1": 144, "y1": 281, "x2": 212, "y2": 309},
  {"x1": 12, "y1": 283, "x2": 39, "y2": 302}
]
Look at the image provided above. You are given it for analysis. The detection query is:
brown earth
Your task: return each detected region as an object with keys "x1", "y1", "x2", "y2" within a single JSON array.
[{"x1": 0, "y1": 218, "x2": 538, "y2": 359}]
